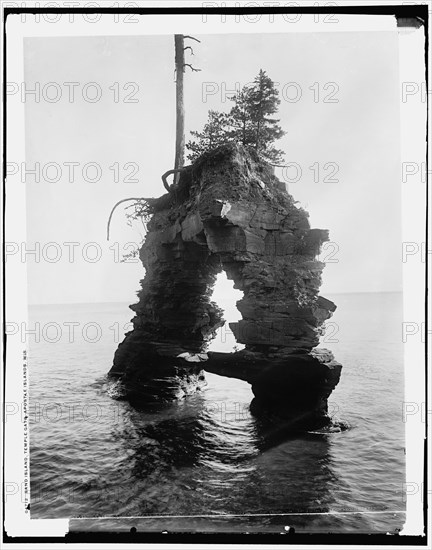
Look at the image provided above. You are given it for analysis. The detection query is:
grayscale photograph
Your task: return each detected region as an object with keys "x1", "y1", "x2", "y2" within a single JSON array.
[{"x1": 3, "y1": 3, "x2": 428, "y2": 545}]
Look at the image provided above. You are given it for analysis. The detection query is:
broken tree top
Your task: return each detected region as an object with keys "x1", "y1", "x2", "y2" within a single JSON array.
[{"x1": 110, "y1": 143, "x2": 341, "y2": 429}]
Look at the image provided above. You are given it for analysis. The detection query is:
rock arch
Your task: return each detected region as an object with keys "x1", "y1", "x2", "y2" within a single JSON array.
[{"x1": 109, "y1": 144, "x2": 342, "y2": 431}]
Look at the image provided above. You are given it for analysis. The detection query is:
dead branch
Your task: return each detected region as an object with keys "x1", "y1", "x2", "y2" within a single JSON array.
[
  {"x1": 183, "y1": 35, "x2": 201, "y2": 43},
  {"x1": 107, "y1": 197, "x2": 152, "y2": 241},
  {"x1": 184, "y1": 63, "x2": 201, "y2": 72},
  {"x1": 184, "y1": 46, "x2": 194, "y2": 55}
]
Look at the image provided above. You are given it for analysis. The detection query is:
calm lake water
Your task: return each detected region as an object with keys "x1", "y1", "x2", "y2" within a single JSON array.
[{"x1": 29, "y1": 292, "x2": 405, "y2": 534}]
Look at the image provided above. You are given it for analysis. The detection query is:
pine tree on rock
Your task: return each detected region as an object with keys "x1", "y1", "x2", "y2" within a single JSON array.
[
  {"x1": 186, "y1": 110, "x2": 231, "y2": 162},
  {"x1": 246, "y1": 69, "x2": 285, "y2": 164},
  {"x1": 227, "y1": 88, "x2": 255, "y2": 148},
  {"x1": 186, "y1": 69, "x2": 285, "y2": 164}
]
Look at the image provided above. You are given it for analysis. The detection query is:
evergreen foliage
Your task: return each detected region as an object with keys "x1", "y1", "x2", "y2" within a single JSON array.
[{"x1": 186, "y1": 70, "x2": 285, "y2": 164}]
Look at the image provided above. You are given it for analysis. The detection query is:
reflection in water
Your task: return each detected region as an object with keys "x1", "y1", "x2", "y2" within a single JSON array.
[
  {"x1": 107, "y1": 379, "x2": 339, "y2": 521},
  {"x1": 30, "y1": 296, "x2": 406, "y2": 533}
]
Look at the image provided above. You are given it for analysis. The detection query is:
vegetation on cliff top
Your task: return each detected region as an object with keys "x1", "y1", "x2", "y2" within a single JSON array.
[{"x1": 186, "y1": 70, "x2": 285, "y2": 165}]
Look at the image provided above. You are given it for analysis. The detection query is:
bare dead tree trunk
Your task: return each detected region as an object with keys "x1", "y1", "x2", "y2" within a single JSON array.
[
  {"x1": 174, "y1": 35, "x2": 185, "y2": 184},
  {"x1": 106, "y1": 35, "x2": 201, "y2": 241}
]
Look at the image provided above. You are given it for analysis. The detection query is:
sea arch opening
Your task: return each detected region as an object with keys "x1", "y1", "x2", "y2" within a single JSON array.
[
  {"x1": 207, "y1": 270, "x2": 245, "y2": 354},
  {"x1": 203, "y1": 267, "x2": 253, "y2": 412}
]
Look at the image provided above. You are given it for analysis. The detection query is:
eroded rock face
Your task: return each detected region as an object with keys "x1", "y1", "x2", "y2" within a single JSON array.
[{"x1": 109, "y1": 143, "x2": 342, "y2": 429}]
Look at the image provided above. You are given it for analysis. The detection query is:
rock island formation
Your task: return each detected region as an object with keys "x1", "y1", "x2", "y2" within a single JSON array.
[{"x1": 109, "y1": 143, "x2": 342, "y2": 431}]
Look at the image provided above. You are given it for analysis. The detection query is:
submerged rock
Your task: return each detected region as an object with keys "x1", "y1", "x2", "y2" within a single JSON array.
[{"x1": 109, "y1": 143, "x2": 342, "y2": 430}]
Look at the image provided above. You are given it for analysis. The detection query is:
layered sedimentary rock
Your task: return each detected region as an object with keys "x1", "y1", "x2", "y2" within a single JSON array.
[{"x1": 109, "y1": 143, "x2": 342, "y2": 430}]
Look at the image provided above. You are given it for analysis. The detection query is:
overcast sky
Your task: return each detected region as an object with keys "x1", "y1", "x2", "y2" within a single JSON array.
[{"x1": 24, "y1": 28, "x2": 402, "y2": 305}]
